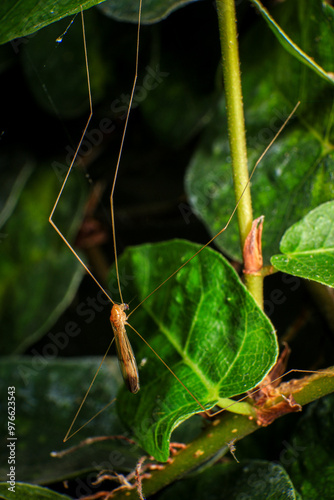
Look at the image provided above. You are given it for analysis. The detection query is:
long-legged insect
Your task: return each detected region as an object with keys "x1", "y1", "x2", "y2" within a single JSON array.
[
  {"x1": 48, "y1": 0, "x2": 324, "y2": 460},
  {"x1": 49, "y1": 3, "x2": 144, "y2": 404}
]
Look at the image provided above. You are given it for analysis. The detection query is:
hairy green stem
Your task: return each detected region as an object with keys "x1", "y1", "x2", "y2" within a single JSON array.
[
  {"x1": 216, "y1": 0, "x2": 252, "y2": 248},
  {"x1": 216, "y1": 0, "x2": 263, "y2": 307}
]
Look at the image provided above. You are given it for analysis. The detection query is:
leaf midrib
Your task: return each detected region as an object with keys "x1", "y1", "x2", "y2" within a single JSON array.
[
  {"x1": 141, "y1": 297, "x2": 218, "y2": 395},
  {"x1": 282, "y1": 247, "x2": 334, "y2": 257}
]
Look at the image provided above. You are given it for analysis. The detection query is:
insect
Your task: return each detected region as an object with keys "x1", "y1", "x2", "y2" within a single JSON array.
[
  {"x1": 45, "y1": 0, "x2": 334, "y2": 480},
  {"x1": 48, "y1": 4, "x2": 143, "y2": 398},
  {"x1": 48, "y1": 2, "x2": 273, "y2": 430}
]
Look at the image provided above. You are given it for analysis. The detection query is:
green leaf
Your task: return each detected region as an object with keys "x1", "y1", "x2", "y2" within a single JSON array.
[
  {"x1": 0, "y1": 483, "x2": 71, "y2": 500},
  {"x1": 157, "y1": 461, "x2": 299, "y2": 500},
  {"x1": 0, "y1": 357, "x2": 129, "y2": 484},
  {"x1": 186, "y1": 0, "x2": 334, "y2": 264},
  {"x1": 287, "y1": 394, "x2": 334, "y2": 500},
  {"x1": 0, "y1": 0, "x2": 198, "y2": 44},
  {"x1": 259, "y1": 0, "x2": 334, "y2": 129},
  {"x1": 112, "y1": 240, "x2": 278, "y2": 462},
  {"x1": 250, "y1": 0, "x2": 334, "y2": 85},
  {"x1": 99, "y1": 0, "x2": 197, "y2": 24},
  {"x1": 0, "y1": 0, "x2": 106, "y2": 45},
  {"x1": 271, "y1": 201, "x2": 334, "y2": 287},
  {"x1": 0, "y1": 165, "x2": 87, "y2": 354}
]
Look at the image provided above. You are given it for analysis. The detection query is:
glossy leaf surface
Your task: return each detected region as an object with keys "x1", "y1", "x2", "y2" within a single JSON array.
[
  {"x1": 0, "y1": 0, "x2": 105, "y2": 44},
  {"x1": 158, "y1": 460, "x2": 300, "y2": 500},
  {"x1": 114, "y1": 240, "x2": 278, "y2": 461},
  {"x1": 0, "y1": 483, "x2": 71, "y2": 500},
  {"x1": 271, "y1": 202, "x2": 334, "y2": 287},
  {"x1": 0, "y1": 166, "x2": 86, "y2": 354},
  {"x1": 287, "y1": 394, "x2": 334, "y2": 500}
]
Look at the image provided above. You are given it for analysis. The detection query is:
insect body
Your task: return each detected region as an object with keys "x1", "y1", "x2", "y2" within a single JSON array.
[{"x1": 110, "y1": 303, "x2": 140, "y2": 394}]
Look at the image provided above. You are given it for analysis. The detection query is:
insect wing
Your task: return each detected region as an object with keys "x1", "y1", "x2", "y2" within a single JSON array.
[{"x1": 112, "y1": 322, "x2": 140, "y2": 394}]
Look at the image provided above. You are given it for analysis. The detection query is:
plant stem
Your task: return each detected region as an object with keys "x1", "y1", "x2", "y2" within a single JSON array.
[
  {"x1": 216, "y1": 0, "x2": 263, "y2": 306},
  {"x1": 245, "y1": 273, "x2": 263, "y2": 307},
  {"x1": 216, "y1": 0, "x2": 252, "y2": 249}
]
